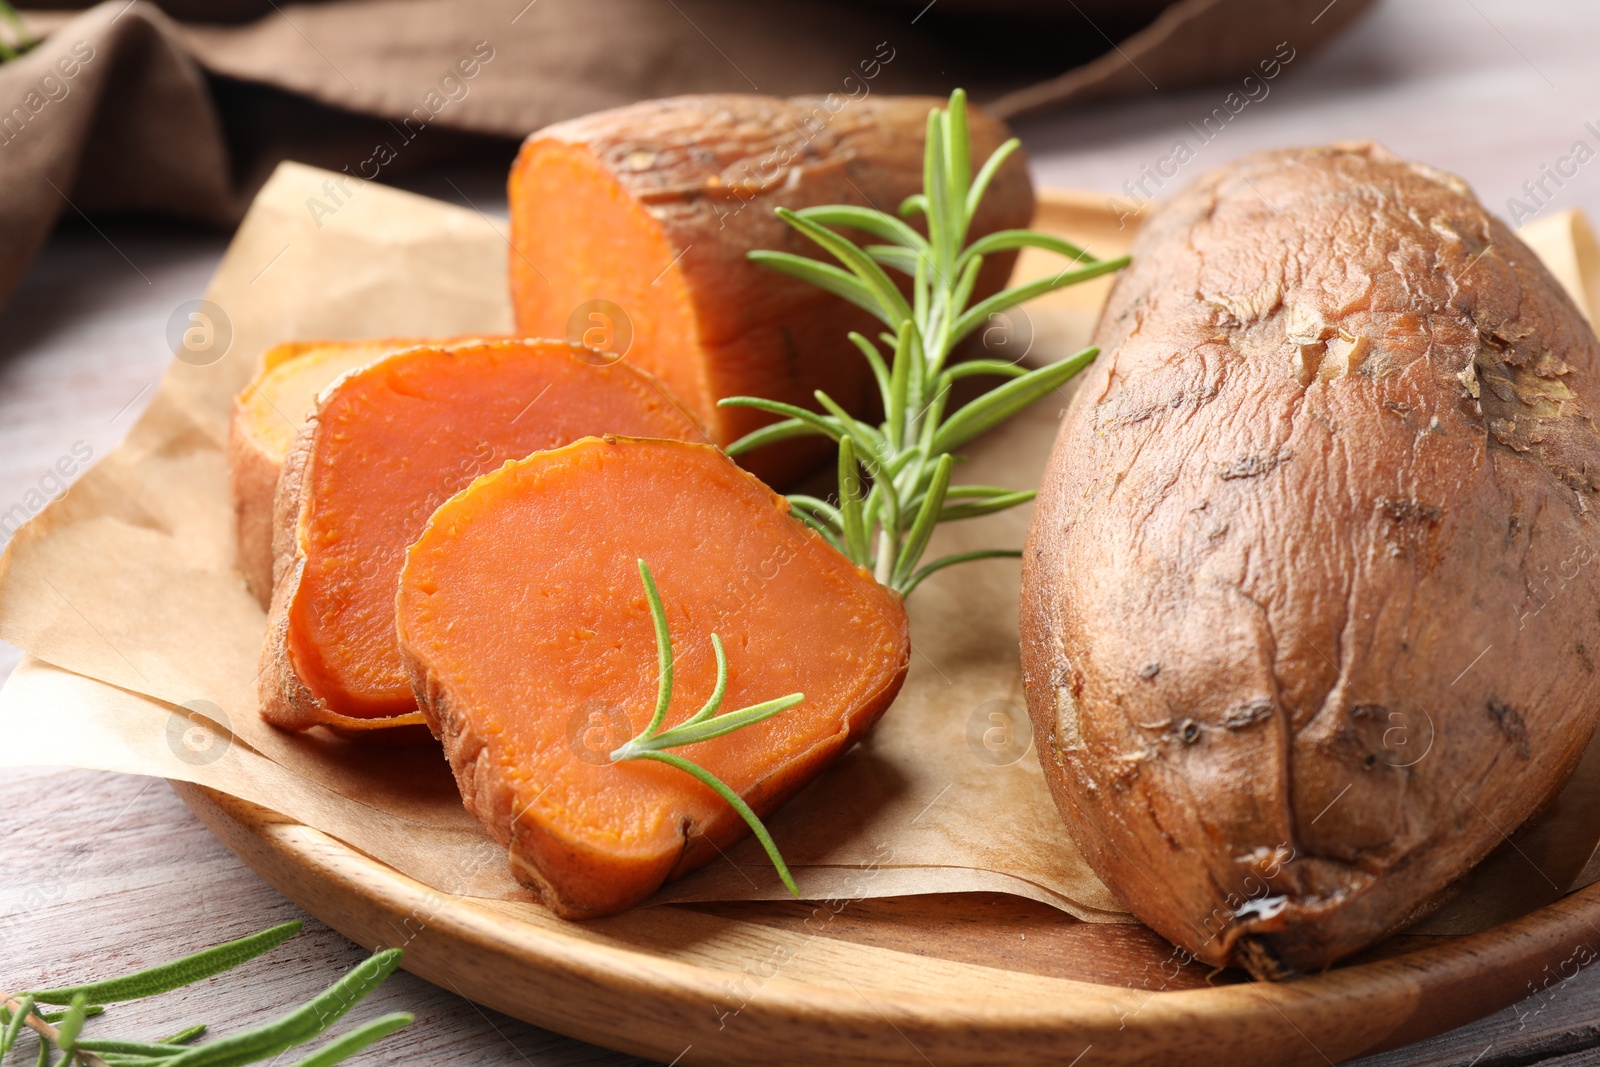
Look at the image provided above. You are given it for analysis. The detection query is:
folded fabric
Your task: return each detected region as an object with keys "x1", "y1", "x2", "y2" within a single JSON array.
[{"x1": 0, "y1": 0, "x2": 1375, "y2": 311}]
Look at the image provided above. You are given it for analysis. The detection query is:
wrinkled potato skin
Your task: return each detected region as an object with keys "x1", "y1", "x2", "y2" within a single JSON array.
[{"x1": 1021, "y1": 143, "x2": 1600, "y2": 978}]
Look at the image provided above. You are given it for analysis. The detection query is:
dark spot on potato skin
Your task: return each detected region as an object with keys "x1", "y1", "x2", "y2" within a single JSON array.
[
  {"x1": 1377, "y1": 498, "x2": 1442, "y2": 525},
  {"x1": 1139, "y1": 662, "x2": 1161, "y2": 680},
  {"x1": 1377, "y1": 498, "x2": 1444, "y2": 558},
  {"x1": 1488, "y1": 700, "x2": 1532, "y2": 759}
]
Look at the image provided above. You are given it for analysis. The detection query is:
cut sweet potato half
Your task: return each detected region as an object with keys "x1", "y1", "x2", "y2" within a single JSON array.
[
  {"x1": 396, "y1": 436, "x2": 910, "y2": 917},
  {"x1": 509, "y1": 93, "x2": 1033, "y2": 485},
  {"x1": 259, "y1": 340, "x2": 705, "y2": 735},
  {"x1": 230, "y1": 337, "x2": 484, "y2": 607}
]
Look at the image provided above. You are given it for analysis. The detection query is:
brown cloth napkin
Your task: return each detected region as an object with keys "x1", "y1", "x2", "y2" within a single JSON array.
[{"x1": 0, "y1": 0, "x2": 1374, "y2": 312}]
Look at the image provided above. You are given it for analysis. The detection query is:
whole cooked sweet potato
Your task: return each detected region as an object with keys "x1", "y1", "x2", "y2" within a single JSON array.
[
  {"x1": 1021, "y1": 143, "x2": 1600, "y2": 978},
  {"x1": 508, "y1": 93, "x2": 1032, "y2": 484}
]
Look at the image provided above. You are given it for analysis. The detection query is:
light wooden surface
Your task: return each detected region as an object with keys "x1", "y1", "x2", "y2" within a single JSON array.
[{"x1": 6, "y1": 0, "x2": 1600, "y2": 1062}]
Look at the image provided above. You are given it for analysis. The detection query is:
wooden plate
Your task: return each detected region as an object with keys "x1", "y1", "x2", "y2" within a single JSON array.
[
  {"x1": 174, "y1": 782, "x2": 1600, "y2": 1066},
  {"x1": 167, "y1": 188, "x2": 1600, "y2": 1065}
]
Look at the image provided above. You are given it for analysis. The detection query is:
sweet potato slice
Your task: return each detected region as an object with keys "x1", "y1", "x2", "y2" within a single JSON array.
[
  {"x1": 396, "y1": 436, "x2": 909, "y2": 917},
  {"x1": 260, "y1": 340, "x2": 705, "y2": 734},
  {"x1": 230, "y1": 337, "x2": 470, "y2": 607},
  {"x1": 508, "y1": 93, "x2": 1033, "y2": 484}
]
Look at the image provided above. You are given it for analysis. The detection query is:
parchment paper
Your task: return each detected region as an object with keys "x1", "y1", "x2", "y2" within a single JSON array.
[{"x1": 1, "y1": 163, "x2": 1597, "y2": 935}]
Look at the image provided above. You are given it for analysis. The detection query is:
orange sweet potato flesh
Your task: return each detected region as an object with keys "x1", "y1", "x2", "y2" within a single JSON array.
[
  {"x1": 396, "y1": 436, "x2": 910, "y2": 918},
  {"x1": 230, "y1": 337, "x2": 485, "y2": 608},
  {"x1": 259, "y1": 340, "x2": 705, "y2": 734},
  {"x1": 509, "y1": 94, "x2": 1033, "y2": 485}
]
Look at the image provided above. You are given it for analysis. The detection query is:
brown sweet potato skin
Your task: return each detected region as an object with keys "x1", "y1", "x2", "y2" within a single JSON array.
[
  {"x1": 509, "y1": 94, "x2": 1032, "y2": 485},
  {"x1": 1020, "y1": 143, "x2": 1600, "y2": 978}
]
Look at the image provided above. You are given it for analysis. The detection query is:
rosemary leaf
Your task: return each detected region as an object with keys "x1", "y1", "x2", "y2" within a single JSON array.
[
  {"x1": 892, "y1": 454, "x2": 953, "y2": 589},
  {"x1": 885, "y1": 326, "x2": 913, "y2": 453},
  {"x1": 902, "y1": 549, "x2": 1023, "y2": 596},
  {"x1": 811, "y1": 391, "x2": 886, "y2": 468},
  {"x1": 1, "y1": 994, "x2": 34, "y2": 1057},
  {"x1": 947, "y1": 258, "x2": 1127, "y2": 348},
  {"x1": 787, "y1": 495, "x2": 842, "y2": 531},
  {"x1": 964, "y1": 138, "x2": 1021, "y2": 221},
  {"x1": 775, "y1": 209, "x2": 912, "y2": 325},
  {"x1": 791, "y1": 510, "x2": 846, "y2": 551},
  {"x1": 27, "y1": 922, "x2": 302, "y2": 1005},
  {"x1": 156, "y1": 1028, "x2": 205, "y2": 1046},
  {"x1": 958, "y1": 228, "x2": 1095, "y2": 268},
  {"x1": 36, "y1": 1008, "x2": 105, "y2": 1025},
  {"x1": 838, "y1": 436, "x2": 868, "y2": 564},
  {"x1": 794, "y1": 205, "x2": 926, "y2": 250},
  {"x1": 930, "y1": 348, "x2": 1099, "y2": 456},
  {"x1": 638, "y1": 560, "x2": 674, "y2": 738},
  {"x1": 285, "y1": 1012, "x2": 413, "y2": 1067},
  {"x1": 161, "y1": 948, "x2": 401, "y2": 1067},
  {"x1": 847, "y1": 332, "x2": 891, "y2": 398},
  {"x1": 53, "y1": 994, "x2": 87, "y2": 1054},
  {"x1": 75, "y1": 1037, "x2": 190, "y2": 1056},
  {"x1": 645, "y1": 694, "x2": 804, "y2": 750},
  {"x1": 937, "y1": 491, "x2": 1036, "y2": 522},
  {"x1": 683, "y1": 634, "x2": 731, "y2": 728},
  {"x1": 863, "y1": 245, "x2": 920, "y2": 275},
  {"x1": 745, "y1": 251, "x2": 884, "y2": 321},
  {"x1": 633, "y1": 749, "x2": 799, "y2": 896},
  {"x1": 718, "y1": 397, "x2": 842, "y2": 444},
  {"x1": 721, "y1": 416, "x2": 821, "y2": 457},
  {"x1": 941, "y1": 360, "x2": 1029, "y2": 383}
]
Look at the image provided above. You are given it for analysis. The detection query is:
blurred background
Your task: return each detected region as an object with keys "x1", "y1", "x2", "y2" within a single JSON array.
[{"x1": 3, "y1": 2, "x2": 1600, "y2": 1062}]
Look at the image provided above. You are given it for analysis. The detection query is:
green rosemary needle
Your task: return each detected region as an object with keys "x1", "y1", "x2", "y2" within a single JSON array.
[
  {"x1": 26, "y1": 922, "x2": 301, "y2": 1006},
  {"x1": 609, "y1": 560, "x2": 805, "y2": 895},
  {"x1": 724, "y1": 88, "x2": 1129, "y2": 595}
]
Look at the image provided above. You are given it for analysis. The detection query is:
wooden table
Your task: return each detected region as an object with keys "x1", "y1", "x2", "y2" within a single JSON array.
[{"x1": 4, "y1": 0, "x2": 1600, "y2": 1061}]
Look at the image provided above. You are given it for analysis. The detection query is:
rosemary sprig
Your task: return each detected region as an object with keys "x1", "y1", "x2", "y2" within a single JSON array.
[
  {"x1": 724, "y1": 88, "x2": 1129, "y2": 595},
  {"x1": 2, "y1": 922, "x2": 410, "y2": 1066},
  {"x1": 610, "y1": 560, "x2": 805, "y2": 895}
]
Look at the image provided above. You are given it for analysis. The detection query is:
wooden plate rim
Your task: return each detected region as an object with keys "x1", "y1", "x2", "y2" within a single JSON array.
[{"x1": 175, "y1": 782, "x2": 1600, "y2": 1065}]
